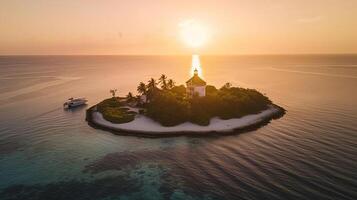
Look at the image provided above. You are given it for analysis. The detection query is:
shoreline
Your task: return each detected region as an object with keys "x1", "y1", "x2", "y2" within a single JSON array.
[{"x1": 86, "y1": 104, "x2": 286, "y2": 138}]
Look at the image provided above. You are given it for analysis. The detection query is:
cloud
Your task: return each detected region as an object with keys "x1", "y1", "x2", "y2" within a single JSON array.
[{"x1": 297, "y1": 16, "x2": 324, "y2": 23}]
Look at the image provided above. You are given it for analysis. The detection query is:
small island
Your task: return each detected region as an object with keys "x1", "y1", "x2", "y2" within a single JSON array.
[{"x1": 86, "y1": 69, "x2": 285, "y2": 137}]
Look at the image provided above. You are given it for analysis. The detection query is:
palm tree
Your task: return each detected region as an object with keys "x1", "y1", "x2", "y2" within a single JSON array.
[
  {"x1": 147, "y1": 78, "x2": 158, "y2": 101},
  {"x1": 222, "y1": 82, "x2": 232, "y2": 90},
  {"x1": 167, "y1": 79, "x2": 175, "y2": 89},
  {"x1": 110, "y1": 89, "x2": 117, "y2": 97},
  {"x1": 126, "y1": 92, "x2": 135, "y2": 103},
  {"x1": 137, "y1": 82, "x2": 147, "y2": 95},
  {"x1": 147, "y1": 78, "x2": 157, "y2": 91},
  {"x1": 159, "y1": 74, "x2": 168, "y2": 90}
]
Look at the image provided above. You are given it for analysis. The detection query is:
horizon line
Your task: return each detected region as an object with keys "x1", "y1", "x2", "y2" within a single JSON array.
[{"x1": 1, "y1": 53, "x2": 357, "y2": 57}]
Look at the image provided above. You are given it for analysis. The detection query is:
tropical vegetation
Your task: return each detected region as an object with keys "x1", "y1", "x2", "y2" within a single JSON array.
[
  {"x1": 98, "y1": 74, "x2": 272, "y2": 126},
  {"x1": 97, "y1": 98, "x2": 136, "y2": 124}
]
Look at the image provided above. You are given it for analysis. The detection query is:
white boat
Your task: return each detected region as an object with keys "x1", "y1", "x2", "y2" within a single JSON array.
[{"x1": 63, "y1": 97, "x2": 88, "y2": 108}]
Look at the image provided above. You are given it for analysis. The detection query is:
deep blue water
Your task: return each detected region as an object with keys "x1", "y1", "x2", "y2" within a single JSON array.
[{"x1": 0, "y1": 55, "x2": 357, "y2": 200}]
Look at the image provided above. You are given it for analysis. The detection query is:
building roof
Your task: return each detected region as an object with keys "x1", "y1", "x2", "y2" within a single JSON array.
[{"x1": 186, "y1": 74, "x2": 206, "y2": 86}]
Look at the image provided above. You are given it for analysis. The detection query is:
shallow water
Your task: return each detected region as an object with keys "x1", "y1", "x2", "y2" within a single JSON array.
[{"x1": 0, "y1": 55, "x2": 356, "y2": 200}]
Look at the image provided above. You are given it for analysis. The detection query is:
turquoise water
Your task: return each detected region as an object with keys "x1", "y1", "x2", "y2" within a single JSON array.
[{"x1": 0, "y1": 55, "x2": 357, "y2": 199}]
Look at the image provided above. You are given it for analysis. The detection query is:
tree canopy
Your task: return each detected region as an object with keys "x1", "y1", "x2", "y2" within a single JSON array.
[
  {"x1": 141, "y1": 76, "x2": 272, "y2": 126},
  {"x1": 102, "y1": 75, "x2": 273, "y2": 126}
]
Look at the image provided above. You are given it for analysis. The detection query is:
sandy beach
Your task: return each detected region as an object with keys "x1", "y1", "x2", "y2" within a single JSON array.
[{"x1": 88, "y1": 104, "x2": 285, "y2": 136}]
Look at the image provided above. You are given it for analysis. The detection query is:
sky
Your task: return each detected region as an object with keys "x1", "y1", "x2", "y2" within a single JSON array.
[{"x1": 0, "y1": 0, "x2": 357, "y2": 55}]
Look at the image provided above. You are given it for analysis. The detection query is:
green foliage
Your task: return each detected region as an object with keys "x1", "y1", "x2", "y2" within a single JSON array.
[
  {"x1": 97, "y1": 98, "x2": 135, "y2": 124},
  {"x1": 221, "y1": 82, "x2": 232, "y2": 90},
  {"x1": 170, "y1": 85, "x2": 186, "y2": 98},
  {"x1": 127, "y1": 74, "x2": 273, "y2": 127},
  {"x1": 97, "y1": 97, "x2": 122, "y2": 108},
  {"x1": 217, "y1": 87, "x2": 271, "y2": 118},
  {"x1": 205, "y1": 85, "x2": 218, "y2": 96},
  {"x1": 146, "y1": 91, "x2": 189, "y2": 126},
  {"x1": 189, "y1": 97, "x2": 212, "y2": 125},
  {"x1": 159, "y1": 74, "x2": 168, "y2": 90},
  {"x1": 144, "y1": 85, "x2": 272, "y2": 126},
  {"x1": 137, "y1": 82, "x2": 147, "y2": 95},
  {"x1": 167, "y1": 79, "x2": 175, "y2": 89}
]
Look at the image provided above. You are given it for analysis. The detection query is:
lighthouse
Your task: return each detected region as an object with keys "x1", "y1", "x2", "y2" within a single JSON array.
[{"x1": 186, "y1": 68, "x2": 206, "y2": 98}]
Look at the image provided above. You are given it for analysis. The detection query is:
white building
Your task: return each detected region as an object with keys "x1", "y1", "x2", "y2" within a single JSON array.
[{"x1": 186, "y1": 69, "x2": 206, "y2": 98}]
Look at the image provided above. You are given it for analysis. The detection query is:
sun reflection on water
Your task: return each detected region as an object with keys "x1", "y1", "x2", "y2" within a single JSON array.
[{"x1": 191, "y1": 54, "x2": 203, "y2": 77}]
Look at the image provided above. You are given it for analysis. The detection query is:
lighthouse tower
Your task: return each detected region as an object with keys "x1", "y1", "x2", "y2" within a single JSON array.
[{"x1": 186, "y1": 68, "x2": 206, "y2": 98}]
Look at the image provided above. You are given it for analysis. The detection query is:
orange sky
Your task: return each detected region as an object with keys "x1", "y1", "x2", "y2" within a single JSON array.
[{"x1": 0, "y1": 0, "x2": 357, "y2": 55}]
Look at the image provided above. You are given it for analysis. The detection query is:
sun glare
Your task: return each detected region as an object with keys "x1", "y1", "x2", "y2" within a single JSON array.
[
  {"x1": 191, "y1": 54, "x2": 203, "y2": 77},
  {"x1": 179, "y1": 20, "x2": 208, "y2": 48}
]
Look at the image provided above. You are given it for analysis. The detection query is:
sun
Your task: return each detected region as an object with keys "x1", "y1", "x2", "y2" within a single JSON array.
[{"x1": 179, "y1": 20, "x2": 208, "y2": 48}]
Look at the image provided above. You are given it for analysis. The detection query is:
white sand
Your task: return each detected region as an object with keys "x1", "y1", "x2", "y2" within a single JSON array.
[{"x1": 92, "y1": 105, "x2": 281, "y2": 134}]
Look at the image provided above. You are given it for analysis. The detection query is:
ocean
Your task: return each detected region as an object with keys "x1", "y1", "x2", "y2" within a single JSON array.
[{"x1": 0, "y1": 55, "x2": 356, "y2": 200}]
